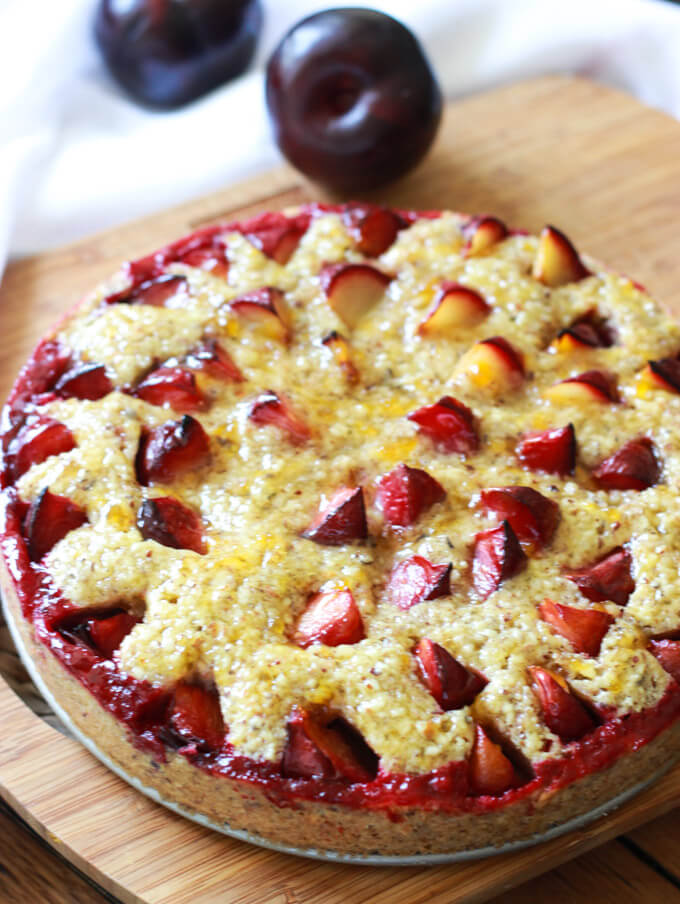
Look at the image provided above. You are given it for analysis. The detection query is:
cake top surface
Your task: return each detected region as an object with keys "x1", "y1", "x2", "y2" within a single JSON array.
[{"x1": 8, "y1": 205, "x2": 680, "y2": 776}]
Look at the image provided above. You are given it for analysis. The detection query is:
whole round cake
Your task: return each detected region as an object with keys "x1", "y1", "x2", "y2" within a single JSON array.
[{"x1": 2, "y1": 203, "x2": 680, "y2": 860}]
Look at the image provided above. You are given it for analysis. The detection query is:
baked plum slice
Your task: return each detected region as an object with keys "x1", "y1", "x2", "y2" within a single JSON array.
[
  {"x1": 461, "y1": 216, "x2": 508, "y2": 257},
  {"x1": 538, "y1": 600, "x2": 614, "y2": 657},
  {"x1": 7, "y1": 416, "x2": 76, "y2": 482},
  {"x1": 87, "y1": 611, "x2": 141, "y2": 659},
  {"x1": 135, "y1": 366, "x2": 206, "y2": 412},
  {"x1": 230, "y1": 287, "x2": 291, "y2": 343},
  {"x1": 281, "y1": 708, "x2": 378, "y2": 783},
  {"x1": 564, "y1": 547, "x2": 635, "y2": 605},
  {"x1": 282, "y1": 712, "x2": 335, "y2": 780},
  {"x1": 183, "y1": 340, "x2": 243, "y2": 382},
  {"x1": 532, "y1": 225, "x2": 590, "y2": 287},
  {"x1": 293, "y1": 588, "x2": 364, "y2": 648},
  {"x1": 24, "y1": 488, "x2": 88, "y2": 560},
  {"x1": 639, "y1": 356, "x2": 680, "y2": 394},
  {"x1": 55, "y1": 607, "x2": 141, "y2": 660},
  {"x1": 479, "y1": 486, "x2": 559, "y2": 551},
  {"x1": 302, "y1": 487, "x2": 367, "y2": 546},
  {"x1": 544, "y1": 370, "x2": 618, "y2": 405},
  {"x1": 169, "y1": 682, "x2": 225, "y2": 752},
  {"x1": 529, "y1": 667, "x2": 597, "y2": 743},
  {"x1": 554, "y1": 310, "x2": 615, "y2": 351},
  {"x1": 136, "y1": 415, "x2": 210, "y2": 485},
  {"x1": 469, "y1": 725, "x2": 518, "y2": 796},
  {"x1": 321, "y1": 262, "x2": 391, "y2": 330},
  {"x1": 516, "y1": 424, "x2": 576, "y2": 476},
  {"x1": 342, "y1": 203, "x2": 403, "y2": 257},
  {"x1": 414, "y1": 639, "x2": 486, "y2": 710},
  {"x1": 592, "y1": 437, "x2": 660, "y2": 491},
  {"x1": 418, "y1": 283, "x2": 490, "y2": 335},
  {"x1": 118, "y1": 223, "x2": 234, "y2": 288},
  {"x1": 137, "y1": 497, "x2": 206, "y2": 554},
  {"x1": 248, "y1": 391, "x2": 311, "y2": 445},
  {"x1": 472, "y1": 522, "x2": 527, "y2": 600},
  {"x1": 107, "y1": 274, "x2": 189, "y2": 307},
  {"x1": 455, "y1": 336, "x2": 524, "y2": 393},
  {"x1": 244, "y1": 211, "x2": 310, "y2": 265},
  {"x1": 2, "y1": 342, "x2": 73, "y2": 451},
  {"x1": 649, "y1": 640, "x2": 680, "y2": 684},
  {"x1": 407, "y1": 396, "x2": 478, "y2": 455},
  {"x1": 179, "y1": 243, "x2": 229, "y2": 278},
  {"x1": 376, "y1": 463, "x2": 445, "y2": 528},
  {"x1": 55, "y1": 363, "x2": 113, "y2": 401},
  {"x1": 387, "y1": 556, "x2": 451, "y2": 610}
]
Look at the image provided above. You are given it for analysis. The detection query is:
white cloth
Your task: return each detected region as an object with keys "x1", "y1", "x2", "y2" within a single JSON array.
[{"x1": 3, "y1": 0, "x2": 680, "y2": 265}]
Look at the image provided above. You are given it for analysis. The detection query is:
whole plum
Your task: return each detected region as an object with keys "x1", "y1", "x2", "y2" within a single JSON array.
[
  {"x1": 95, "y1": 0, "x2": 263, "y2": 109},
  {"x1": 265, "y1": 8, "x2": 442, "y2": 192}
]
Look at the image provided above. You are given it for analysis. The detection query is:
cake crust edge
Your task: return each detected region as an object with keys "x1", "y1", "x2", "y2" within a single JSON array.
[{"x1": 3, "y1": 557, "x2": 678, "y2": 858}]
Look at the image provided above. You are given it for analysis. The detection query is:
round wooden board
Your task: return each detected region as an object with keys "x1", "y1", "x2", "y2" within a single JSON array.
[{"x1": 3, "y1": 76, "x2": 680, "y2": 903}]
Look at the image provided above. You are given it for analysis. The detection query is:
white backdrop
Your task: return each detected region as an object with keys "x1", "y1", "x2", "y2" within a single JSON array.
[{"x1": 2, "y1": 0, "x2": 680, "y2": 266}]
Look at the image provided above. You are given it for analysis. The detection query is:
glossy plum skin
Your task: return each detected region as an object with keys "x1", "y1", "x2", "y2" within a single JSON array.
[
  {"x1": 94, "y1": 0, "x2": 263, "y2": 110},
  {"x1": 265, "y1": 8, "x2": 443, "y2": 192}
]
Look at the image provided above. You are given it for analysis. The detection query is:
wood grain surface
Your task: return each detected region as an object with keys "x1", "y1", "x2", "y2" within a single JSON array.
[{"x1": 2, "y1": 75, "x2": 680, "y2": 903}]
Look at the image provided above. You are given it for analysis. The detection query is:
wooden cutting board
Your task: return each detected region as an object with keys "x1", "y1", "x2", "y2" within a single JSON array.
[{"x1": 2, "y1": 75, "x2": 680, "y2": 904}]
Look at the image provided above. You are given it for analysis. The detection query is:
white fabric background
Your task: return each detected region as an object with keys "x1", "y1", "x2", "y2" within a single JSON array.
[{"x1": 2, "y1": 0, "x2": 680, "y2": 267}]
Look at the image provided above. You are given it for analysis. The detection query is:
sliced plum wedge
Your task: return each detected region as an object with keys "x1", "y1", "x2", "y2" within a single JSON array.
[
  {"x1": 320, "y1": 262, "x2": 391, "y2": 330},
  {"x1": 135, "y1": 366, "x2": 206, "y2": 412},
  {"x1": 244, "y1": 211, "x2": 310, "y2": 265},
  {"x1": 87, "y1": 611, "x2": 141, "y2": 660},
  {"x1": 293, "y1": 588, "x2": 364, "y2": 648},
  {"x1": 248, "y1": 391, "x2": 311, "y2": 445},
  {"x1": 479, "y1": 486, "x2": 559, "y2": 551},
  {"x1": 414, "y1": 639, "x2": 486, "y2": 710},
  {"x1": 532, "y1": 225, "x2": 590, "y2": 287},
  {"x1": 136, "y1": 415, "x2": 210, "y2": 485},
  {"x1": 137, "y1": 496, "x2": 206, "y2": 554},
  {"x1": 24, "y1": 488, "x2": 88, "y2": 560},
  {"x1": 107, "y1": 274, "x2": 189, "y2": 308},
  {"x1": 7, "y1": 416, "x2": 76, "y2": 482},
  {"x1": 461, "y1": 216, "x2": 508, "y2": 257},
  {"x1": 169, "y1": 681, "x2": 225, "y2": 752},
  {"x1": 469, "y1": 725, "x2": 518, "y2": 795},
  {"x1": 649, "y1": 640, "x2": 680, "y2": 684},
  {"x1": 564, "y1": 547, "x2": 635, "y2": 605},
  {"x1": 407, "y1": 396, "x2": 478, "y2": 455},
  {"x1": 592, "y1": 437, "x2": 660, "y2": 491},
  {"x1": 529, "y1": 667, "x2": 597, "y2": 743},
  {"x1": 418, "y1": 283, "x2": 490, "y2": 335},
  {"x1": 230, "y1": 287, "x2": 291, "y2": 343},
  {"x1": 639, "y1": 356, "x2": 680, "y2": 394},
  {"x1": 342, "y1": 203, "x2": 403, "y2": 257},
  {"x1": 281, "y1": 707, "x2": 378, "y2": 783},
  {"x1": 387, "y1": 556, "x2": 451, "y2": 610},
  {"x1": 376, "y1": 463, "x2": 445, "y2": 528},
  {"x1": 516, "y1": 424, "x2": 576, "y2": 476},
  {"x1": 538, "y1": 600, "x2": 613, "y2": 657},
  {"x1": 472, "y1": 521, "x2": 527, "y2": 600},
  {"x1": 183, "y1": 340, "x2": 243, "y2": 383},
  {"x1": 55, "y1": 363, "x2": 113, "y2": 401},
  {"x1": 302, "y1": 487, "x2": 368, "y2": 546}
]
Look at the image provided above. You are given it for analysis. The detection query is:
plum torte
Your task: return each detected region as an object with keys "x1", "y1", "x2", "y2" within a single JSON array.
[{"x1": 2, "y1": 203, "x2": 680, "y2": 859}]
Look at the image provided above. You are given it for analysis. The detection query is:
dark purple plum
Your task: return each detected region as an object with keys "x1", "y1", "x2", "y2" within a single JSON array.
[
  {"x1": 94, "y1": 0, "x2": 263, "y2": 110},
  {"x1": 265, "y1": 8, "x2": 442, "y2": 192}
]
